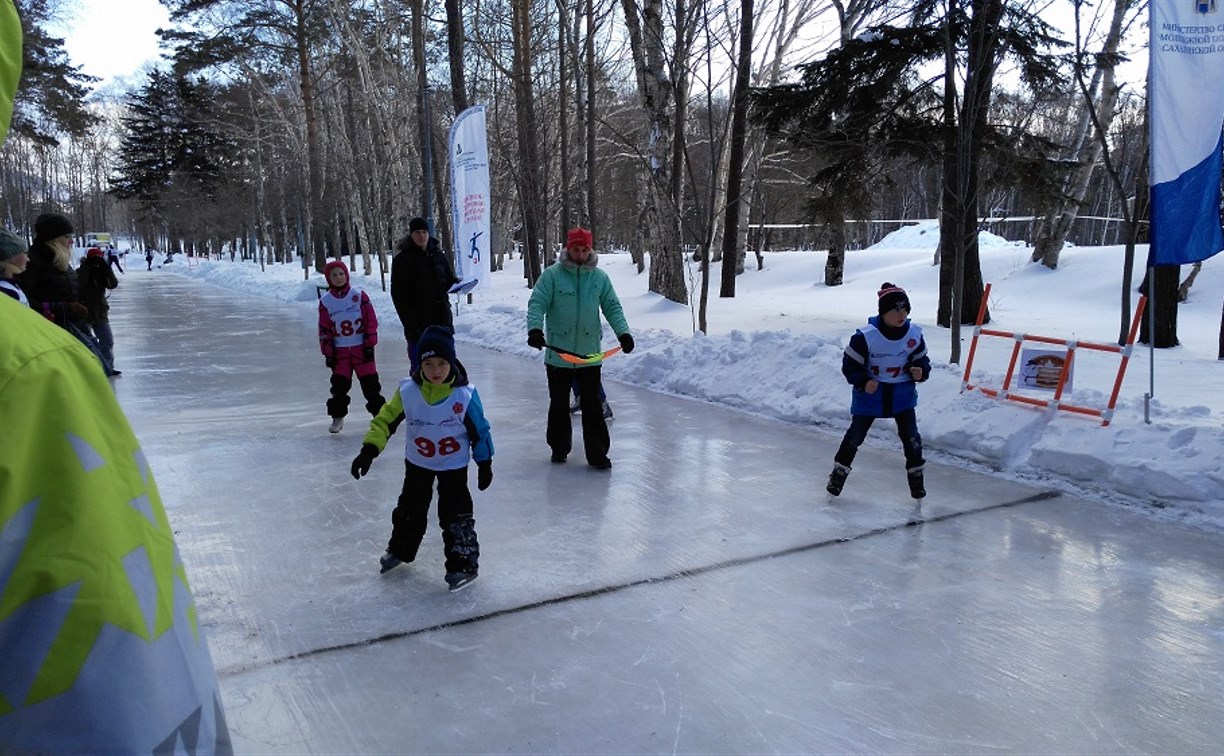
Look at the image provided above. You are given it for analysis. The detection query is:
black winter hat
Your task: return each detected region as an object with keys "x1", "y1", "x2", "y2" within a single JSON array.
[
  {"x1": 408, "y1": 217, "x2": 429, "y2": 233},
  {"x1": 34, "y1": 213, "x2": 73, "y2": 241},
  {"x1": 417, "y1": 325, "x2": 457, "y2": 366},
  {"x1": 877, "y1": 282, "x2": 910, "y2": 315}
]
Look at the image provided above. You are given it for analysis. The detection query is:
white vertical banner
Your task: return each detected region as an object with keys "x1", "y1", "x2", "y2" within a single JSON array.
[
  {"x1": 448, "y1": 105, "x2": 490, "y2": 294},
  {"x1": 1149, "y1": 1, "x2": 1224, "y2": 266}
]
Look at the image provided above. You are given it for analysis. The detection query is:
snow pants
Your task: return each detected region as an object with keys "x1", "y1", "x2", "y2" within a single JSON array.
[
  {"x1": 326, "y1": 345, "x2": 385, "y2": 418},
  {"x1": 546, "y1": 364, "x2": 608, "y2": 463},
  {"x1": 833, "y1": 409, "x2": 924, "y2": 471},
  {"x1": 387, "y1": 461, "x2": 479, "y2": 576}
]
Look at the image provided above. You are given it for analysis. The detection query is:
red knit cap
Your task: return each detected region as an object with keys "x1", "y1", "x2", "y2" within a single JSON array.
[
  {"x1": 566, "y1": 227, "x2": 593, "y2": 249},
  {"x1": 86, "y1": 247, "x2": 105, "y2": 258}
]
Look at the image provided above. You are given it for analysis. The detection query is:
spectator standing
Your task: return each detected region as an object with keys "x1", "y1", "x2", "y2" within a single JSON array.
[
  {"x1": 390, "y1": 217, "x2": 458, "y2": 371},
  {"x1": 0, "y1": 227, "x2": 29, "y2": 304},
  {"x1": 78, "y1": 246, "x2": 121, "y2": 376},
  {"x1": 17, "y1": 212, "x2": 114, "y2": 375},
  {"x1": 526, "y1": 227, "x2": 634, "y2": 469},
  {"x1": 0, "y1": 295, "x2": 232, "y2": 753}
]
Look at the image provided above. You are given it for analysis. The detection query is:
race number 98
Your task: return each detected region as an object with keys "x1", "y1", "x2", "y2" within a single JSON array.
[{"x1": 414, "y1": 436, "x2": 461, "y2": 457}]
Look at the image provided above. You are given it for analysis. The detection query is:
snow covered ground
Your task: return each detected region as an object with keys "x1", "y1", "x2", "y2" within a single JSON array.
[{"x1": 159, "y1": 222, "x2": 1224, "y2": 531}]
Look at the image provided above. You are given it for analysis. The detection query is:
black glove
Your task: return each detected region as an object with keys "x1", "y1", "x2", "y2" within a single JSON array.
[
  {"x1": 618, "y1": 332, "x2": 635, "y2": 354},
  {"x1": 477, "y1": 461, "x2": 493, "y2": 491},
  {"x1": 363, "y1": 345, "x2": 375, "y2": 361},
  {"x1": 325, "y1": 356, "x2": 337, "y2": 369},
  {"x1": 527, "y1": 329, "x2": 545, "y2": 350},
  {"x1": 350, "y1": 444, "x2": 379, "y2": 479}
]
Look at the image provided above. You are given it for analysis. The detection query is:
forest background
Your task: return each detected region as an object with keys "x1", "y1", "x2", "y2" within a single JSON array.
[{"x1": 3, "y1": 0, "x2": 1210, "y2": 355}]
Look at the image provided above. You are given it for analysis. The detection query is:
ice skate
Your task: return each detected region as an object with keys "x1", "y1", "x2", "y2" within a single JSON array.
[
  {"x1": 569, "y1": 397, "x2": 580, "y2": 413},
  {"x1": 379, "y1": 550, "x2": 404, "y2": 574},
  {"x1": 445, "y1": 571, "x2": 478, "y2": 592},
  {"x1": 907, "y1": 466, "x2": 926, "y2": 500},
  {"x1": 826, "y1": 464, "x2": 850, "y2": 496},
  {"x1": 328, "y1": 416, "x2": 344, "y2": 434},
  {"x1": 602, "y1": 401, "x2": 613, "y2": 419}
]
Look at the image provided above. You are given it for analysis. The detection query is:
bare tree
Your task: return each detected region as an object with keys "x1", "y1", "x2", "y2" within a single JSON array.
[
  {"x1": 1030, "y1": 0, "x2": 1139, "y2": 269},
  {"x1": 717, "y1": 0, "x2": 754, "y2": 297},
  {"x1": 513, "y1": 0, "x2": 547, "y2": 285},
  {"x1": 621, "y1": 0, "x2": 687, "y2": 303}
]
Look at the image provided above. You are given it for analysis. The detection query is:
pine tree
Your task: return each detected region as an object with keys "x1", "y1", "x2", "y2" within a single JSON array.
[
  {"x1": 752, "y1": 1, "x2": 1067, "y2": 331},
  {"x1": 110, "y1": 71, "x2": 239, "y2": 245}
]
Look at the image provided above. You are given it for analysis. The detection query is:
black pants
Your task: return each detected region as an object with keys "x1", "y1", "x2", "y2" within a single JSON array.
[
  {"x1": 327, "y1": 373, "x2": 384, "y2": 418},
  {"x1": 546, "y1": 364, "x2": 608, "y2": 462},
  {"x1": 834, "y1": 409, "x2": 924, "y2": 470},
  {"x1": 388, "y1": 461, "x2": 479, "y2": 575}
]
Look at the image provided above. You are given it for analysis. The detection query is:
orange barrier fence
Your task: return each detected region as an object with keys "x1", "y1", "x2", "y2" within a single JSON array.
[{"x1": 960, "y1": 283, "x2": 1146, "y2": 427}]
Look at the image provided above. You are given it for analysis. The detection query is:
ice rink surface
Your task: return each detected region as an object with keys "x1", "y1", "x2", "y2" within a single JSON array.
[{"x1": 109, "y1": 271, "x2": 1224, "y2": 754}]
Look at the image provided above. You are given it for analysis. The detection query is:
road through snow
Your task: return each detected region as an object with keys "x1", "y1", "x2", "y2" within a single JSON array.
[{"x1": 109, "y1": 270, "x2": 1224, "y2": 754}]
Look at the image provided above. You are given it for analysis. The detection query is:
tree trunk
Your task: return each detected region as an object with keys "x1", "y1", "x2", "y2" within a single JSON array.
[
  {"x1": 940, "y1": 0, "x2": 998, "y2": 355},
  {"x1": 445, "y1": 0, "x2": 469, "y2": 113},
  {"x1": 293, "y1": 0, "x2": 324, "y2": 276},
  {"x1": 622, "y1": 0, "x2": 686, "y2": 303},
  {"x1": 558, "y1": 17, "x2": 572, "y2": 234},
  {"x1": 585, "y1": 0, "x2": 597, "y2": 232},
  {"x1": 1032, "y1": 0, "x2": 1133, "y2": 269},
  {"x1": 1139, "y1": 266, "x2": 1180, "y2": 347},
  {"x1": 412, "y1": 0, "x2": 431, "y2": 222},
  {"x1": 513, "y1": 0, "x2": 545, "y2": 286}
]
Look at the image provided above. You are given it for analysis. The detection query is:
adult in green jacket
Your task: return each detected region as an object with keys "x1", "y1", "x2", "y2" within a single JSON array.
[
  {"x1": 0, "y1": 296, "x2": 232, "y2": 752},
  {"x1": 526, "y1": 227, "x2": 634, "y2": 469}
]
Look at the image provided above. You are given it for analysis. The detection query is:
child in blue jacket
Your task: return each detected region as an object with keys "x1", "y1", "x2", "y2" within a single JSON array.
[
  {"x1": 350, "y1": 325, "x2": 494, "y2": 591},
  {"x1": 827, "y1": 283, "x2": 931, "y2": 500}
]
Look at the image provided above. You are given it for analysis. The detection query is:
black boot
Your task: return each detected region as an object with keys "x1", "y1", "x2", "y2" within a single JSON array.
[
  {"x1": 907, "y1": 466, "x2": 926, "y2": 499},
  {"x1": 826, "y1": 464, "x2": 850, "y2": 496}
]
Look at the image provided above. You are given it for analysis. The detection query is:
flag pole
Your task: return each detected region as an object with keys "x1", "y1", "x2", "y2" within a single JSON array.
[{"x1": 1144, "y1": 265, "x2": 1154, "y2": 424}]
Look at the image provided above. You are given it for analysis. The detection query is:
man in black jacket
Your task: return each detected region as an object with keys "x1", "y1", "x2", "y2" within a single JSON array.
[{"x1": 391, "y1": 217, "x2": 458, "y2": 370}]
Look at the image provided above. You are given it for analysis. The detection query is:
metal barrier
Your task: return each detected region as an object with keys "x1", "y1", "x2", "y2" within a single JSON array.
[{"x1": 960, "y1": 283, "x2": 1147, "y2": 426}]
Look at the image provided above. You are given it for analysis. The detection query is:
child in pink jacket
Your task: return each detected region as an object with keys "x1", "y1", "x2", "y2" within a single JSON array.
[{"x1": 319, "y1": 260, "x2": 385, "y2": 433}]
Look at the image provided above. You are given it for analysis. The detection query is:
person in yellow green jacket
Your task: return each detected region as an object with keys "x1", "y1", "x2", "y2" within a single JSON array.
[
  {"x1": 0, "y1": 295, "x2": 232, "y2": 752},
  {"x1": 350, "y1": 325, "x2": 493, "y2": 592},
  {"x1": 0, "y1": 0, "x2": 19, "y2": 147}
]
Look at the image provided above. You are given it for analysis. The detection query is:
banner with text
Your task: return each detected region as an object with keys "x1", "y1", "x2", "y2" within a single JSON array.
[
  {"x1": 448, "y1": 105, "x2": 489, "y2": 294},
  {"x1": 1149, "y1": 1, "x2": 1224, "y2": 266}
]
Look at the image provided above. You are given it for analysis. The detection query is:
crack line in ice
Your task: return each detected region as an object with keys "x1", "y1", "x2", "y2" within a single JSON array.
[{"x1": 217, "y1": 490, "x2": 1060, "y2": 677}]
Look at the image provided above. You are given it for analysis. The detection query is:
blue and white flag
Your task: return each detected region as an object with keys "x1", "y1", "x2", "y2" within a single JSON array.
[
  {"x1": 1149, "y1": 0, "x2": 1224, "y2": 266},
  {"x1": 448, "y1": 105, "x2": 490, "y2": 294}
]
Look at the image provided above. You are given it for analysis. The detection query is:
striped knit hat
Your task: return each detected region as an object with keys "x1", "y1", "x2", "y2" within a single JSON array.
[{"x1": 877, "y1": 282, "x2": 910, "y2": 315}]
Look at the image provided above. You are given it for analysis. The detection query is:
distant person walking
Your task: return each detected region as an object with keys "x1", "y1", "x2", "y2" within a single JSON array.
[
  {"x1": 318, "y1": 260, "x2": 385, "y2": 434},
  {"x1": 526, "y1": 227, "x2": 633, "y2": 469},
  {"x1": 145, "y1": 249, "x2": 154, "y2": 270},
  {"x1": 106, "y1": 245, "x2": 123, "y2": 274},
  {"x1": 78, "y1": 247, "x2": 121, "y2": 376},
  {"x1": 826, "y1": 282, "x2": 931, "y2": 500},
  {"x1": 391, "y1": 217, "x2": 458, "y2": 371}
]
